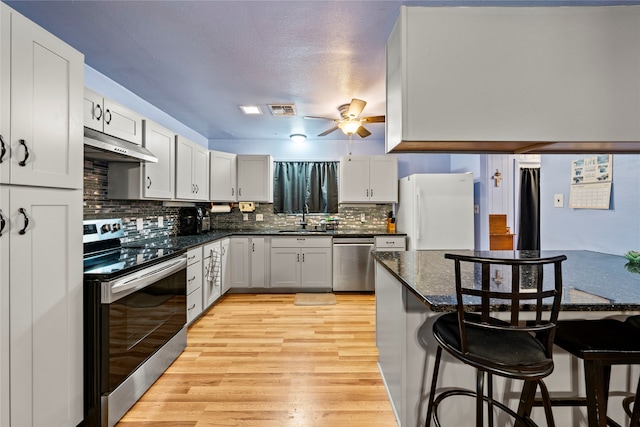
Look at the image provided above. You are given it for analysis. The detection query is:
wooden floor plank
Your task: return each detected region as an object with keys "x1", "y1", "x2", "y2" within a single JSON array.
[{"x1": 116, "y1": 293, "x2": 397, "y2": 427}]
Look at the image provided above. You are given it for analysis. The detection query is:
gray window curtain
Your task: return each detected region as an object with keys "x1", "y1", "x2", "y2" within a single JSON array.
[{"x1": 273, "y1": 161, "x2": 338, "y2": 214}]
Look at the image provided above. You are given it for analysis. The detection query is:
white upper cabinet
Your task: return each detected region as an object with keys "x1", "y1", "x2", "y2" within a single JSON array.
[
  {"x1": 339, "y1": 155, "x2": 397, "y2": 203},
  {"x1": 143, "y1": 121, "x2": 175, "y2": 199},
  {"x1": 386, "y1": 6, "x2": 640, "y2": 153},
  {"x1": 175, "y1": 135, "x2": 209, "y2": 201},
  {"x1": 107, "y1": 120, "x2": 176, "y2": 200},
  {"x1": 1, "y1": 4, "x2": 83, "y2": 189},
  {"x1": 209, "y1": 150, "x2": 237, "y2": 202},
  {"x1": 236, "y1": 155, "x2": 273, "y2": 203},
  {"x1": 84, "y1": 88, "x2": 143, "y2": 145}
]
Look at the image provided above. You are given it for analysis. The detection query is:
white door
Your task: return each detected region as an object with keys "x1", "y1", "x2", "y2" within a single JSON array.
[
  {"x1": 210, "y1": 151, "x2": 237, "y2": 202},
  {"x1": 270, "y1": 248, "x2": 300, "y2": 287},
  {"x1": 220, "y1": 238, "x2": 231, "y2": 294},
  {"x1": 370, "y1": 156, "x2": 398, "y2": 203},
  {"x1": 0, "y1": 187, "x2": 8, "y2": 427},
  {"x1": 143, "y1": 121, "x2": 175, "y2": 199},
  {"x1": 9, "y1": 186, "x2": 82, "y2": 427},
  {"x1": 339, "y1": 156, "x2": 370, "y2": 202},
  {"x1": 175, "y1": 136, "x2": 195, "y2": 199},
  {"x1": 250, "y1": 238, "x2": 266, "y2": 288},
  {"x1": 300, "y1": 247, "x2": 332, "y2": 288},
  {"x1": 102, "y1": 98, "x2": 143, "y2": 145},
  {"x1": 230, "y1": 238, "x2": 249, "y2": 288},
  {"x1": 192, "y1": 144, "x2": 209, "y2": 201},
  {"x1": 9, "y1": 10, "x2": 83, "y2": 189}
]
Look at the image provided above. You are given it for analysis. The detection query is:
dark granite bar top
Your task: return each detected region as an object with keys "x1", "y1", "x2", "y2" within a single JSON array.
[{"x1": 372, "y1": 250, "x2": 640, "y2": 312}]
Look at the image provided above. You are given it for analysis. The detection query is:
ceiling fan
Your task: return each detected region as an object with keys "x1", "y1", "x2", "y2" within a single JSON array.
[{"x1": 304, "y1": 98, "x2": 385, "y2": 138}]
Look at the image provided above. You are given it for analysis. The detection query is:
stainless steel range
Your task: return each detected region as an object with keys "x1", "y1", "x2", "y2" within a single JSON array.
[{"x1": 83, "y1": 219, "x2": 187, "y2": 427}]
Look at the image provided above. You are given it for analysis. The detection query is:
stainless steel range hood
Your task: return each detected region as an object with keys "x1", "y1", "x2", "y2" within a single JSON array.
[{"x1": 84, "y1": 128, "x2": 158, "y2": 163}]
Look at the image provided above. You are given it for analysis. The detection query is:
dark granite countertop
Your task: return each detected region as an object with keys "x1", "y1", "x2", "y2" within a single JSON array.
[
  {"x1": 372, "y1": 250, "x2": 640, "y2": 312},
  {"x1": 122, "y1": 228, "x2": 406, "y2": 252}
]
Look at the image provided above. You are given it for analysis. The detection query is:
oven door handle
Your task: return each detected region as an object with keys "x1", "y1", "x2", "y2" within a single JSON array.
[{"x1": 103, "y1": 256, "x2": 187, "y2": 303}]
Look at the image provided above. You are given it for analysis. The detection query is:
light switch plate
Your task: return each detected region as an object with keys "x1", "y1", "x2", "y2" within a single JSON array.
[
  {"x1": 554, "y1": 194, "x2": 564, "y2": 208},
  {"x1": 256, "y1": 214, "x2": 264, "y2": 221},
  {"x1": 157, "y1": 216, "x2": 163, "y2": 227},
  {"x1": 243, "y1": 213, "x2": 249, "y2": 221},
  {"x1": 136, "y1": 218, "x2": 144, "y2": 230}
]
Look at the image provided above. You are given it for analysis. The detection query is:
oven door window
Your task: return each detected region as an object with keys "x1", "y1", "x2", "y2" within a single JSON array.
[{"x1": 106, "y1": 269, "x2": 186, "y2": 392}]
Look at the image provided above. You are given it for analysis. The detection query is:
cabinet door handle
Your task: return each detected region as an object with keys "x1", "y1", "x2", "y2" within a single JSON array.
[
  {"x1": 146, "y1": 176, "x2": 152, "y2": 189},
  {"x1": 0, "y1": 134, "x2": 6, "y2": 163},
  {"x1": 18, "y1": 208, "x2": 29, "y2": 235},
  {"x1": 297, "y1": 253, "x2": 300, "y2": 263},
  {"x1": 370, "y1": 188, "x2": 374, "y2": 197},
  {"x1": 366, "y1": 189, "x2": 369, "y2": 197},
  {"x1": 188, "y1": 276, "x2": 196, "y2": 283},
  {"x1": 195, "y1": 184, "x2": 199, "y2": 193},
  {"x1": 252, "y1": 243, "x2": 255, "y2": 252},
  {"x1": 302, "y1": 253, "x2": 305, "y2": 262},
  {"x1": 0, "y1": 210, "x2": 5, "y2": 237},
  {"x1": 187, "y1": 254, "x2": 196, "y2": 261},
  {"x1": 231, "y1": 188, "x2": 234, "y2": 196},
  {"x1": 18, "y1": 140, "x2": 29, "y2": 167},
  {"x1": 95, "y1": 104, "x2": 103, "y2": 121},
  {"x1": 104, "y1": 109, "x2": 112, "y2": 125},
  {"x1": 188, "y1": 303, "x2": 196, "y2": 312},
  {"x1": 238, "y1": 188, "x2": 242, "y2": 197}
]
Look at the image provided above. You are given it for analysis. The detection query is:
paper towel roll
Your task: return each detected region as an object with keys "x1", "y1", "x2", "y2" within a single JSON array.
[{"x1": 210, "y1": 205, "x2": 231, "y2": 213}]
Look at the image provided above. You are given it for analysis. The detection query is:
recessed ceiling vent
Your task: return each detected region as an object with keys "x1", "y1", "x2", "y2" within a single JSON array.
[{"x1": 268, "y1": 104, "x2": 297, "y2": 117}]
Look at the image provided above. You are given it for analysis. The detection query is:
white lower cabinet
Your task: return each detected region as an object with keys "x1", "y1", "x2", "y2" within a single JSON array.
[
  {"x1": 1, "y1": 186, "x2": 82, "y2": 427},
  {"x1": 230, "y1": 237, "x2": 266, "y2": 289},
  {"x1": 270, "y1": 237, "x2": 332, "y2": 289},
  {"x1": 186, "y1": 248, "x2": 203, "y2": 325},
  {"x1": 203, "y1": 241, "x2": 222, "y2": 309}
]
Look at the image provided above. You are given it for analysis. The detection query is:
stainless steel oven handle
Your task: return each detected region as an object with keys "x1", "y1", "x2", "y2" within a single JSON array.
[{"x1": 104, "y1": 256, "x2": 187, "y2": 303}]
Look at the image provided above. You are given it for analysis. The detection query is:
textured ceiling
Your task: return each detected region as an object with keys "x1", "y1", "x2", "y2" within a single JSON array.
[{"x1": 4, "y1": 0, "x2": 636, "y2": 142}]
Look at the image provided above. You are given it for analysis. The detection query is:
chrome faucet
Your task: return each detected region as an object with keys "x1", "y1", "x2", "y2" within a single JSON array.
[{"x1": 300, "y1": 204, "x2": 309, "y2": 229}]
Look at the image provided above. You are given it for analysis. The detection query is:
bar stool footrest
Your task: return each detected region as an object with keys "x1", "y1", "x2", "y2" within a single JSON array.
[{"x1": 432, "y1": 387, "x2": 539, "y2": 427}]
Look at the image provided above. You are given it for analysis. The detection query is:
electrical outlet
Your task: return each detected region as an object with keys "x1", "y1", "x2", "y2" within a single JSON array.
[
  {"x1": 256, "y1": 214, "x2": 264, "y2": 221},
  {"x1": 243, "y1": 213, "x2": 249, "y2": 221},
  {"x1": 136, "y1": 218, "x2": 143, "y2": 230},
  {"x1": 360, "y1": 213, "x2": 366, "y2": 222},
  {"x1": 157, "y1": 216, "x2": 163, "y2": 227},
  {"x1": 554, "y1": 194, "x2": 564, "y2": 208}
]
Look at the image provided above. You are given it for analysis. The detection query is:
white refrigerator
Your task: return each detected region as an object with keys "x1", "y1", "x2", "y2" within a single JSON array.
[{"x1": 396, "y1": 173, "x2": 475, "y2": 250}]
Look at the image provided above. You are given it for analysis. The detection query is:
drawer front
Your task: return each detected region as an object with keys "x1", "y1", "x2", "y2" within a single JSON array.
[
  {"x1": 186, "y1": 247, "x2": 202, "y2": 265},
  {"x1": 271, "y1": 236, "x2": 332, "y2": 248},
  {"x1": 187, "y1": 261, "x2": 202, "y2": 294},
  {"x1": 186, "y1": 287, "x2": 202, "y2": 324},
  {"x1": 375, "y1": 236, "x2": 406, "y2": 250}
]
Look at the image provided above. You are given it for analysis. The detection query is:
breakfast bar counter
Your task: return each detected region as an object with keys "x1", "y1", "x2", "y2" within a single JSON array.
[{"x1": 372, "y1": 250, "x2": 640, "y2": 427}]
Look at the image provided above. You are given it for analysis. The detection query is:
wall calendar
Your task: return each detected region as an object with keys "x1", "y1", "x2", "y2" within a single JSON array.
[{"x1": 569, "y1": 155, "x2": 612, "y2": 209}]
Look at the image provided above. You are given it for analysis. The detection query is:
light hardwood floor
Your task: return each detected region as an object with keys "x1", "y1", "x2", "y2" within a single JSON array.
[{"x1": 117, "y1": 293, "x2": 398, "y2": 427}]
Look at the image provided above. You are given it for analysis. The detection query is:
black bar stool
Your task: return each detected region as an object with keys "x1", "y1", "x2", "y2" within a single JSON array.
[
  {"x1": 425, "y1": 251, "x2": 567, "y2": 427},
  {"x1": 548, "y1": 316, "x2": 640, "y2": 426}
]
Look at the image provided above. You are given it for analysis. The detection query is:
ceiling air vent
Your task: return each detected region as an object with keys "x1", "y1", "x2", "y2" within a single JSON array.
[{"x1": 268, "y1": 104, "x2": 297, "y2": 117}]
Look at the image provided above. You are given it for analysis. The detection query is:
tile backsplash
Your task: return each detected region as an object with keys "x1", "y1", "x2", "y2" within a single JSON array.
[{"x1": 84, "y1": 159, "x2": 392, "y2": 240}]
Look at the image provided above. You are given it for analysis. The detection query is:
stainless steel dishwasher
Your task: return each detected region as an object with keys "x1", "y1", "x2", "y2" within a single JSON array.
[{"x1": 332, "y1": 237, "x2": 375, "y2": 291}]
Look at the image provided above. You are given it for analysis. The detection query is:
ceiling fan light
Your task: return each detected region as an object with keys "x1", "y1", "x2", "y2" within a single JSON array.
[
  {"x1": 289, "y1": 133, "x2": 306, "y2": 143},
  {"x1": 338, "y1": 119, "x2": 361, "y2": 135}
]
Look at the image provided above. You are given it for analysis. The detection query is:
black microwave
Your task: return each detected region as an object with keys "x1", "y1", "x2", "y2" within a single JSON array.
[{"x1": 178, "y1": 207, "x2": 203, "y2": 235}]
